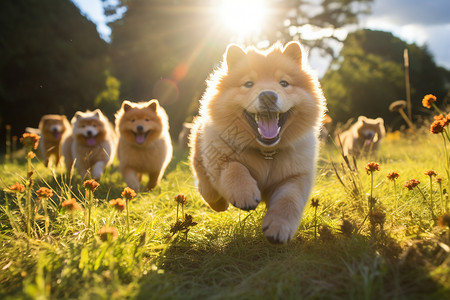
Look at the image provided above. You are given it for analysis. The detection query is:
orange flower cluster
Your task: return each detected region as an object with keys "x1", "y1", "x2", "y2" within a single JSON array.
[
  {"x1": 404, "y1": 179, "x2": 420, "y2": 190},
  {"x1": 98, "y1": 226, "x2": 118, "y2": 241},
  {"x1": 365, "y1": 162, "x2": 380, "y2": 174},
  {"x1": 9, "y1": 182, "x2": 25, "y2": 193},
  {"x1": 424, "y1": 170, "x2": 437, "y2": 177},
  {"x1": 422, "y1": 94, "x2": 437, "y2": 109},
  {"x1": 430, "y1": 114, "x2": 450, "y2": 134},
  {"x1": 83, "y1": 179, "x2": 100, "y2": 192},
  {"x1": 109, "y1": 198, "x2": 126, "y2": 212},
  {"x1": 27, "y1": 151, "x2": 36, "y2": 159},
  {"x1": 35, "y1": 187, "x2": 53, "y2": 199},
  {"x1": 386, "y1": 171, "x2": 399, "y2": 181},
  {"x1": 121, "y1": 187, "x2": 136, "y2": 200},
  {"x1": 174, "y1": 194, "x2": 187, "y2": 205},
  {"x1": 62, "y1": 198, "x2": 81, "y2": 211},
  {"x1": 20, "y1": 133, "x2": 40, "y2": 150}
]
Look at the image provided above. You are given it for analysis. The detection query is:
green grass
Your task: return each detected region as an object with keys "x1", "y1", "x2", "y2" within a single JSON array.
[{"x1": 1, "y1": 129, "x2": 450, "y2": 299}]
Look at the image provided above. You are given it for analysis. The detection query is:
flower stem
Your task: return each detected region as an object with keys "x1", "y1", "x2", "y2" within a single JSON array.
[{"x1": 126, "y1": 198, "x2": 130, "y2": 233}]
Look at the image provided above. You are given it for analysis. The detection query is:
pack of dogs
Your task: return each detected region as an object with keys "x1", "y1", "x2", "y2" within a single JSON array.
[{"x1": 31, "y1": 41, "x2": 386, "y2": 243}]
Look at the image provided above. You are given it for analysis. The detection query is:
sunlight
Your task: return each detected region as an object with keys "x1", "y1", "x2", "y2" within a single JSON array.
[{"x1": 218, "y1": 0, "x2": 267, "y2": 38}]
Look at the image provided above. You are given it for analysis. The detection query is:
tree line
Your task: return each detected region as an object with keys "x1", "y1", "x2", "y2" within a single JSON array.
[{"x1": 1, "y1": 0, "x2": 448, "y2": 152}]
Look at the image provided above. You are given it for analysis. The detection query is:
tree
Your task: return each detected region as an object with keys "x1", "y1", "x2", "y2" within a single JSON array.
[
  {"x1": 0, "y1": 0, "x2": 109, "y2": 142},
  {"x1": 105, "y1": 0, "x2": 374, "y2": 137},
  {"x1": 321, "y1": 29, "x2": 449, "y2": 128}
]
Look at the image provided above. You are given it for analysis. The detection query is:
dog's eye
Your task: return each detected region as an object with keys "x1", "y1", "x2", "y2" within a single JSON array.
[
  {"x1": 280, "y1": 80, "x2": 289, "y2": 87},
  {"x1": 243, "y1": 81, "x2": 254, "y2": 88},
  {"x1": 93, "y1": 124, "x2": 97, "y2": 127},
  {"x1": 131, "y1": 119, "x2": 135, "y2": 123},
  {"x1": 145, "y1": 118, "x2": 150, "y2": 122}
]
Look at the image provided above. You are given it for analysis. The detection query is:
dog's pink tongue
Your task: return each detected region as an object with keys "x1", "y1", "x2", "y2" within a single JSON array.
[
  {"x1": 135, "y1": 133, "x2": 146, "y2": 144},
  {"x1": 87, "y1": 137, "x2": 96, "y2": 146},
  {"x1": 257, "y1": 116, "x2": 279, "y2": 139}
]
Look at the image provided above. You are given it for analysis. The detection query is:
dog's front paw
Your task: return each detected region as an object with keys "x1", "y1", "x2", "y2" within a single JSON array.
[
  {"x1": 228, "y1": 185, "x2": 261, "y2": 211},
  {"x1": 262, "y1": 214, "x2": 298, "y2": 244}
]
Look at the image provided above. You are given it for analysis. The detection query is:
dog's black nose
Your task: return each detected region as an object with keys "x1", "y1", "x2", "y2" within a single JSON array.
[
  {"x1": 87, "y1": 130, "x2": 93, "y2": 136},
  {"x1": 137, "y1": 125, "x2": 144, "y2": 132},
  {"x1": 258, "y1": 91, "x2": 279, "y2": 110}
]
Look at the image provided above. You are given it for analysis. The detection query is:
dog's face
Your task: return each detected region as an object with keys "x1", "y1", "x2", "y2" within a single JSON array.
[
  {"x1": 39, "y1": 115, "x2": 69, "y2": 141},
  {"x1": 356, "y1": 116, "x2": 386, "y2": 145},
  {"x1": 72, "y1": 110, "x2": 107, "y2": 147},
  {"x1": 206, "y1": 42, "x2": 324, "y2": 148},
  {"x1": 116, "y1": 100, "x2": 163, "y2": 146}
]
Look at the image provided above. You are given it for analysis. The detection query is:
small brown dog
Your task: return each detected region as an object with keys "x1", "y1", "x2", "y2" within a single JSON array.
[
  {"x1": 337, "y1": 116, "x2": 386, "y2": 157},
  {"x1": 38, "y1": 114, "x2": 71, "y2": 167},
  {"x1": 115, "y1": 100, "x2": 173, "y2": 191}
]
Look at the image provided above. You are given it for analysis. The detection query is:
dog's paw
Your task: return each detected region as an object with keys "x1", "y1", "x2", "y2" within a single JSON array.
[
  {"x1": 262, "y1": 215, "x2": 297, "y2": 244},
  {"x1": 229, "y1": 185, "x2": 261, "y2": 211}
]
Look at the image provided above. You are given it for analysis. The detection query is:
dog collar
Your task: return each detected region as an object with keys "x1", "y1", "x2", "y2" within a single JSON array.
[{"x1": 259, "y1": 148, "x2": 279, "y2": 160}]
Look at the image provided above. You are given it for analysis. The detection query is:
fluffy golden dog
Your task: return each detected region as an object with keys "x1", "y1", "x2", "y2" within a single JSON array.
[
  {"x1": 190, "y1": 41, "x2": 326, "y2": 243},
  {"x1": 38, "y1": 114, "x2": 71, "y2": 167},
  {"x1": 115, "y1": 100, "x2": 172, "y2": 191}
]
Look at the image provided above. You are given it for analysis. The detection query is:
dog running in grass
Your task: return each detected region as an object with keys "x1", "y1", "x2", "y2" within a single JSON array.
[
  {"x1": 38, "y1": 114, "x2": 71, "y2": 167},
  {"x1": 61, "y1": 109, "x2": 117, "y2": 180},
  {"x1": 189, "y1": 41, "x2": 326, "y2": 243},
  {"x1": 337, "y1": 116, "x2": 386, "y2": 157},
  {"x1": 115, "y1": 100, "x2": 172, "y2": 191}
]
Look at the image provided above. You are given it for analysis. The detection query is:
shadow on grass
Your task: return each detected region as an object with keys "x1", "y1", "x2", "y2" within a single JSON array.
[{"x1": 136, "y1": 230, "x2": 448, "y2": 300}]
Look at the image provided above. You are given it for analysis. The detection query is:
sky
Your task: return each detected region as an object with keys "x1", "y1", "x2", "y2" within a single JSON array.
[{"x1": 72, "y1": 0, "x2": 450, "y2": 74}]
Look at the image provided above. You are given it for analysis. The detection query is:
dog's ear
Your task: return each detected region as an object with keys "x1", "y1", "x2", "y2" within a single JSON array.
[
  {"x1": 283, "y1": 41, "x2": 303, "y2": 66},
  {"x1": 225, "y1": 44, "x2": 246, "y2": 70},
  {"x1": 147, "y1": 100, "x2": 158, "y2": 112},
  {"x1": 122, "y1": 100, "x2": 133, "y2": 112},
  {"x1": 92, "y1": 109, "x2": 102, "y2": 119},
  {"x1": 74, "y1": 111, "x2": 83, "y2": 121}
]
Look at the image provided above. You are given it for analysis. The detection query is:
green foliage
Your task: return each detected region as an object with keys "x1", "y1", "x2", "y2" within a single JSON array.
[
  {"x1": 0, "y1": 0, "x2": 108, "y2": 139},
  {"x1": 322, "y1": 29, "x2": 450, "y2": 127}
]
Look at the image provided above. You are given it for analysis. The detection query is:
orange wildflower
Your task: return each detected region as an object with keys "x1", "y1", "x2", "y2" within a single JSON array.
[
  {"x1": 121, "y1": 187, "x2": 136, "y2": 200},
  {"x1": 404, "y1": 179, "x2": 420, "y2": 190},
  {"x1": 83, "y1": 179, "x2": 100, "y2": 192},
  {"x1": 9, "y1": 182, "x2": 25, "y2": 193},
  {"x1": 424, "y1": 170, "x2": 437, "y2": 177},
  {"x1": 98, "y1": 226, "x2": 119, "y2": 241},
  {"x1": 109, "y1": 198, "x2": 126, "y2": 212},
  {"x1": 365, "y1": 162, "x2": 380, "y2": 174},
  {"x1": 430, "y1": 120, "x2": 445, "y2": 134},
  {"x1": 27, "y1": 151, "x2": 36, "y2": 159},
  {"x1": 5, "y1": 124, "x2": 11, "y2": 130},
  {"x1": 174, "y1": 194, "x2": 187, "y2": 205},
  {"x1": 387, "y1": 171, "x2": 399, "y2": 181},
  {"x1": 20, "y1": 133, "x2": 40, "y2": 150},
  {"x1": 35, "y1": 187, "x2": 53, "y2": 199},
  {"x1": 422, "y1": 94, "x2": 437, "y2": 109},
  {"x1": 62, "y1": 198, "x2": 81, "y2": 211}
]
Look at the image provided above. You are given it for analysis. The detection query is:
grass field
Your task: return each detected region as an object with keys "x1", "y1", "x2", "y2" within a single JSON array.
[{"x1": 1, "y1": 127, "x2": 449, "y2": 299}]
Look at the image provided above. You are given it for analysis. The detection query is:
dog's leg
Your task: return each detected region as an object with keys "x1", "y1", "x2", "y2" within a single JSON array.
[
  {"x1": 262, "y1": 173, "x2": 313, "y2": 244},
  {"x1": 122, "y1": 167, "x2": 140, "y2": 192},
  {"x1": 218, "y1": 161, "x2": 261, "y2": 211},
  {"x1": 146, "y1": 171, "x2": 161, "y2": 190},
  {"x1": 92, "y1": 161, "x2": 106, "y2": 180}
]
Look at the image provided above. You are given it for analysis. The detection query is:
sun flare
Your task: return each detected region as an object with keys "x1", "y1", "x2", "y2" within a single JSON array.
[{"x1": 218, "y1": 0, "x2": 267, "y2": 37}]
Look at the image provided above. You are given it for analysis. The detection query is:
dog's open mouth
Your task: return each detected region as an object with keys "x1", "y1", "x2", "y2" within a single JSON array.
[
  {"x1": 134, "y1": 131, "x2": 150, "y2": 144},
  {"x1": 244, "y1": 110, "x2": 289, "y2": 147},
  {"x1": 86, "y1": 135, "x2": 96, "y2": 146}
]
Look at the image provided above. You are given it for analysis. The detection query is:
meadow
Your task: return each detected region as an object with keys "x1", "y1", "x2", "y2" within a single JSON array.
[{"x1": 1, "y1": 124, "x2": 450, "y2": 299}]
